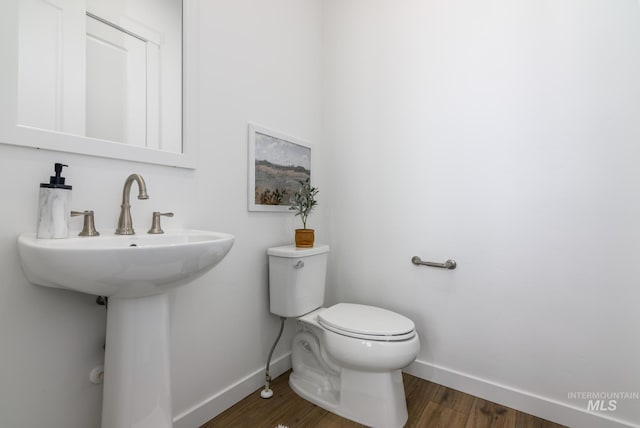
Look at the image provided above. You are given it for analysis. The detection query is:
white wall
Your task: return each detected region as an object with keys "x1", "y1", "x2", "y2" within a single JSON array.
[
  {"x1": 323, "y1": 1, "x2": 640, "y2": 427},
  {"x1": 170, "y1": 0, "x2": 325, "y2": 425},
  {"x1": 0, "y1": 1, "x2": 324, "y2": 427}
]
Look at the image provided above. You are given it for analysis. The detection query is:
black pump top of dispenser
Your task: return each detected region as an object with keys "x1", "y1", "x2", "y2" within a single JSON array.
[{"x1": 40, "y1": 163, "x2": 72, "y2": 189}]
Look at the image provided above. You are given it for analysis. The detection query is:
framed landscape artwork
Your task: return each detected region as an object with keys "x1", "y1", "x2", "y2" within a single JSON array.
[{"x1": 248, "y1": 123, "x2": 312, "y2": 212}]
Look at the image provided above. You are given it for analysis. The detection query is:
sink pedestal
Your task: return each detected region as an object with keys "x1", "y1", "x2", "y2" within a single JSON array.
[{"x1": 102, "y1": 294, "x2": 172, "y2": 428}]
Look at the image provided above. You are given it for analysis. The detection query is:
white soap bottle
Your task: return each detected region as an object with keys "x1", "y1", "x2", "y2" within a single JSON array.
[{"x1": 37, "y1": 163, "x2": 72, "y2": 239}]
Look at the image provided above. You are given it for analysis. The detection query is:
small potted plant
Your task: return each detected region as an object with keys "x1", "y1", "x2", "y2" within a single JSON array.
[{"x1": 289, "y1": 178, "x2": 319, "y2": 248}]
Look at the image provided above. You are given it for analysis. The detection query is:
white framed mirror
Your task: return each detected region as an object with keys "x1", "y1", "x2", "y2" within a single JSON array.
[{"x1": 0, "y1": 0, "x2": 197, "y2": 169}]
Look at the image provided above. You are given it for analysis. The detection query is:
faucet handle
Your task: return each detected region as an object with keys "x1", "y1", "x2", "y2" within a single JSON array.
[
  {"x1": 70, "y1": 210, "x2": 100, "y2": 237},
  {"x1": 148, "y1": 212, "x2": 174, "y2": 234}
]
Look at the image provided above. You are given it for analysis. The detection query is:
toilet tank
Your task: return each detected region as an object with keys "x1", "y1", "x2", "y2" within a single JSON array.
[{"x1": 267, "y1": 244, "x2": 330, "y2": 318}]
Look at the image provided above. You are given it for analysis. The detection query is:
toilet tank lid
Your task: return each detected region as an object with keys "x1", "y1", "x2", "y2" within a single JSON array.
[{"x1": 267, "y1": 244, "x2": 330, "y2": 258}]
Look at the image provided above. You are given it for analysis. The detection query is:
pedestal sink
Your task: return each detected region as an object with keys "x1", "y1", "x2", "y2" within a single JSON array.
[{"x1": 17, "y1": 229, "x2": 234, "y2": 428}]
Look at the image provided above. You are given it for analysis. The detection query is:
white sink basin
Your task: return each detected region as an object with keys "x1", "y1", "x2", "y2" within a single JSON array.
[{"x1": 17, "y1": 229, "x2": 234, "y2": 298}]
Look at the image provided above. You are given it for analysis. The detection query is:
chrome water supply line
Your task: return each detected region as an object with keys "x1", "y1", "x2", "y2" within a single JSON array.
[{"x1": 261, "y1": 316, "x2": 286, "y2": 399}]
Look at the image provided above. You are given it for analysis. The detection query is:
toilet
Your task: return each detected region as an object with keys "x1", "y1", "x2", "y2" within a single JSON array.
[{"x1": 268, "y1": 244, "x2": 420, "y2": 428}]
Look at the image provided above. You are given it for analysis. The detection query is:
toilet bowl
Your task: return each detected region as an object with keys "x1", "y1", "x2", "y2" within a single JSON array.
[
  {"x1": 267, "y1": 245, "x2": 420, "y2": 428},
  {"x1": 290, "y1": 304, "x2": 420, "y2": 427}
]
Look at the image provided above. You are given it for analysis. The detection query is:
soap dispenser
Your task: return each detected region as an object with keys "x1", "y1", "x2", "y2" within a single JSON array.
[{"x1": 37, "y1": 163, "x2": 72, "y2": 239}]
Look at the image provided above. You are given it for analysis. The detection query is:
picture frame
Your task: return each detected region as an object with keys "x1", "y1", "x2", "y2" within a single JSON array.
[{"x1": 248, "y1": 123, "x2": 312, "y2": 212}]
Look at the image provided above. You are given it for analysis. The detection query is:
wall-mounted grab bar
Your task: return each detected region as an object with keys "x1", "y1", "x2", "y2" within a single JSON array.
[{"x1": 411, "y1": 256, "x2": 457, "y2": 270}]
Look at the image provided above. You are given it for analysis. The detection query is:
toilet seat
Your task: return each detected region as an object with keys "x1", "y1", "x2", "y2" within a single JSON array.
[{"x1": 318, "y1": 303, "x2": 416, "y2": 342}]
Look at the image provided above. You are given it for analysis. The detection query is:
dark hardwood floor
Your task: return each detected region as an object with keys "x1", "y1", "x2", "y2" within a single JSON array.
[{"x1": 201, "y1": 370, "x2": 568, "y2": 428}]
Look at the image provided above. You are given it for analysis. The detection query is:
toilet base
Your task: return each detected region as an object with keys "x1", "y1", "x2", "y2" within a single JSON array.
[{"x1": 289, "y1": 368, "x2": 408, "y2": 428}]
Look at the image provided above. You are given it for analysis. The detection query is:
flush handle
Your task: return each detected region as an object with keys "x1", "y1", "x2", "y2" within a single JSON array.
[{"x1": 294, "y1": 261, "x2": 304, "y2": 269}]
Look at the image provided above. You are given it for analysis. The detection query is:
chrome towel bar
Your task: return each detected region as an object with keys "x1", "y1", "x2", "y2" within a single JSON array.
[{"x1": 411, "y1": 256, "x2": 457, "y2": 270}]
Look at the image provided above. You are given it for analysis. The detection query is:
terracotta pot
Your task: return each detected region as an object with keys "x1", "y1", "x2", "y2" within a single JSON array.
[{"x1": 295, "y1": 229, "x2": 315, "y2": 248}]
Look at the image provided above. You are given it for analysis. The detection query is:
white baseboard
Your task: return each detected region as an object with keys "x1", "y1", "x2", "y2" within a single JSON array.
[
  {"x1": 173, "y1": 352, "x2": 292, "y2": 428},
  {"x1": 404, "y1": 359, "x2": 639, "y2": 428}
]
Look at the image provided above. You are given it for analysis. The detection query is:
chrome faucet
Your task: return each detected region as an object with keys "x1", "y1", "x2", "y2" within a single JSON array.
[{"x1": 115, "y1": 174, "x2": 149, "y2": 235}]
